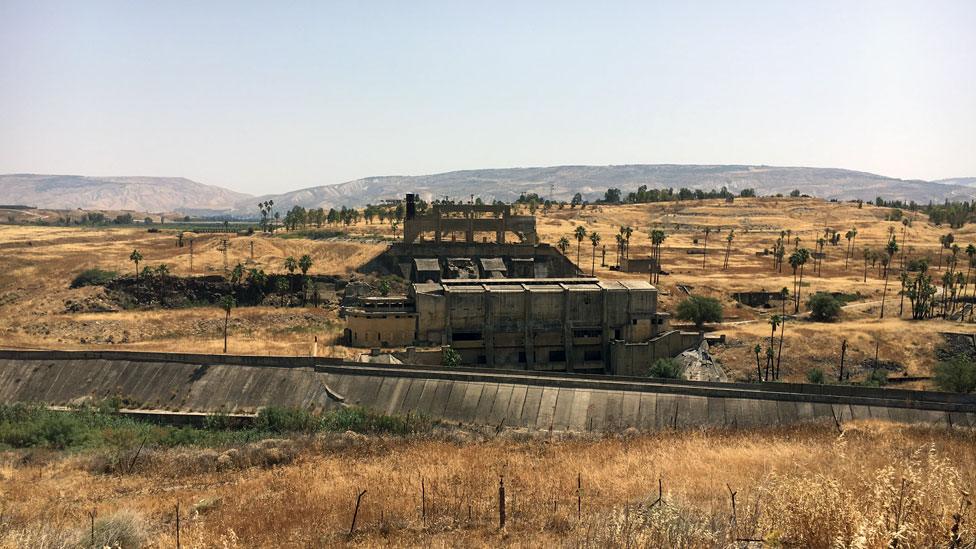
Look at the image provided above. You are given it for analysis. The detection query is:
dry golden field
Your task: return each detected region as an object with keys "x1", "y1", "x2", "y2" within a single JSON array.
[
  {"x1": 1, "y1": 197, "x2": 972, "y2": 383},
  {"x1": 1, "y1": 421, "x2": 974, "y2": 547}
]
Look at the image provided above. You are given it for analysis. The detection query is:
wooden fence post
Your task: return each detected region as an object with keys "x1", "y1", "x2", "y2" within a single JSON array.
[
  {"x1": 498, "y1": 477, "x2": 506, "y2": 529},
  {"x1": 349, "y1": 489, "x2": 367, "y2": 537}
]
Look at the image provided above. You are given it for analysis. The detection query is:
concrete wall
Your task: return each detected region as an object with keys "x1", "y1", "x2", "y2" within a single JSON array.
[
  {"x1": 610, "y1": 331, "x2": 703, "y2": 376},
  {"x1": 346, "y1": 313, "x2": 416, "y2": 347},
  {"x1": 1, "y1": 350, "x2": 974, "y2": 432}
]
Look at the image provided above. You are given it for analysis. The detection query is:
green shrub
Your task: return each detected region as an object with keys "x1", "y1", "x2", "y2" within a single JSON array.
[
  {"x1": 322, "y1": 406, "x2": 429, "y2": 435},
  {"x1": 648, "y1": 358, "x2": 683, "y2": 379},
  {"x1": 807, "y1": 292, "x2": 841, "y2": 322},
  {"x1": 255, "y1": 406, "x2": 320, "y2": 433},
  {"x1": 674, "y1": 296, "x2": 723, "y2": 329},
  {"x1": 806, "y1": 368, "x2": 825, "y2": 384},
  {"x1": 864, "y1": 369, "x2": 888, "y2": 387},
  {"x1": 70, "y1": 268, "x2": 118, "y2": 288},
  {"x1": 0, "y1": 410, "x2": 90, "y2": 449},
  {"x1": 933, "y1": 355, "x2": 976, "y2": 393},
  {"x1": 442, "y1": 347, "x2": 462, "y2": 367}
]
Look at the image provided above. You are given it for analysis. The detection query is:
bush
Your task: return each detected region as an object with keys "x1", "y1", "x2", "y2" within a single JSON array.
[
  {"x1": 648, "y1": 358, "x2": 683, "y2": 379},
  {"x1": 864, "y1": 369, "x2": 888, "y2": 387},
  {"x1": 674, "y1": 296, "x2": 723, "y2": 329},
  {"x1": 933, "y1": 355, "x2": 976, "y2": 393},
  {"x1": 255, "y1": 406, "x2": 320, "y2": 433},
  {"x1": 0, "y1": 409, "x2": 90, "y2": 449},
  {"x1": 322, "y1": 406, "x2": 429, "y2": 435},
  {"x1": 84, "y1": 511, "x2": 147, "y2": 548},
  {"x1": 442, "y1": 347, "x2": 462, "y2": 367},
  {"x1": 70, "y1": 268, "x2": 118, "y2": 288},
  {"x1": 806, "y1": 368, "x2": 825, "y2": 384},
  {"x1": 807, "y1": 292, "x2": 841, "y2": 322}
]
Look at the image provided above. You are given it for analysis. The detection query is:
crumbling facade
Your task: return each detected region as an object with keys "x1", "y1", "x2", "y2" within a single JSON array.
[{"x1": 402, "y1": 194, "x2": 538, "y2": 245}]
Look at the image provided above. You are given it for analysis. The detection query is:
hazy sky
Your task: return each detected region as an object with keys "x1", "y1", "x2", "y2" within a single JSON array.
[{"x1": 1, "y1": 1, "x2": 974, "y2": 195}]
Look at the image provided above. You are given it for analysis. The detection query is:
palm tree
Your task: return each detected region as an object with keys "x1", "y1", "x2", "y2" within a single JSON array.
[
  {"x1": 589, "y1": 232, "x2": 601, "y2": 276},
  {"x1": 557, "y1": 236, "x2": 570, "y2": 255},
  {"x1": 220, "y1": 294, "x2": 236, "y2": 353},
  {"x1": 879, "y1": 237, "x2": 898, "y2": 319},
  {"x1": 298, "y1": 254, "x2": 313, "y2": 275},
  {"x1": 790, "y1": 248, "x2": 810, "y2": 313},
  {"x1": 722, "y1": 230, "x2": 735, "y2": 270},
  {"x1": 574, "y1": 226, "x2": 587, "y2": 267},
  {"x1": 844, "y1": 229, "x2": 854, "y2": 269},
  {"x1": 615, "y1": 234, "x2": 625, "y2": 268},
  {"x1": 754, "y1": 343, "x2": 763, "y2": 381},
  {"x1": 623, "y1": 226, "x2": 634, "y2": 259},
  {"x1": 649, "y1": 229, "x2": 667, "y2": 283},
  {"x1": 767, "y1": 315, "x2": 780, "y2": 379},
  {"x1": 129, "y1": 249, "x2": 143, "y2": 278},
  {"x1": 283, "y1": 256, "x2": 298, "y2": 274},
  {"x1": 965, "y1": 244, "x2": 976, "y2": 300},
  {"x1": 701, "y1": 228, "x2": 711, "y2": 270}
]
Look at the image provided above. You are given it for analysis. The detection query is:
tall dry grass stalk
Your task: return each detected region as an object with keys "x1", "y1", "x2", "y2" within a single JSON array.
[{"x1": 0, "y1": 420, "x2": 973, "y2": 547}]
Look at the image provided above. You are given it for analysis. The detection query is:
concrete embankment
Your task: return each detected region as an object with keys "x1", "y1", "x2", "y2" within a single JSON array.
[{"x1": 1, "y1": 350, "x2": 974, "y2": 431}]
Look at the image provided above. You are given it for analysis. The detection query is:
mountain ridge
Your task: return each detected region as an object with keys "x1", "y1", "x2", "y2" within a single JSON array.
[{"x1": 2, "y1": 165, "x2": 974, "y2": 216}]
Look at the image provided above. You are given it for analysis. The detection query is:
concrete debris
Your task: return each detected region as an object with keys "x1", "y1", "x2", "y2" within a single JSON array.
[{"x1": 676, "y1": 340, "x2": 728, "y2": 382}]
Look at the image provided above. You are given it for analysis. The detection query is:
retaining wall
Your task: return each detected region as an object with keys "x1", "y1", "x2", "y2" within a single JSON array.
[{"x1": 0, "y1": 350, "x2": 974, "y2": 431}]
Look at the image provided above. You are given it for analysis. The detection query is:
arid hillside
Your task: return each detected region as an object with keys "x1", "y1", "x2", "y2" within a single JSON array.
[{"x1": 1, "y1": 196, "x2": 973, "y2": 385}]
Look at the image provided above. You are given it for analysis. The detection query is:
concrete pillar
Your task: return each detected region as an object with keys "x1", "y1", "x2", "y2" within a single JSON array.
[
  {"x1": 444, "y1": 289, "x2": 452, "y2": 344},
  {"x1": 601, "y1": 287, "x2": 610, "y2": 374},
  {"x1": 498, "y1": 215, "x2": 506, "y2": 244},
  {"x1": 435, "y1": 210, "x2": 442, "y2": 243},
  {"x1": 484, "y1": 289, "x2": 494, "y2": 367},
  {"x1": 563, "y1": 287, "x2": 574, "y2": 373},
  {"x1": 523, "y1": 288, "x2": 534, "y2": 370},
  {"x1": 466, "y1": 210, "x2": 474, "y2": 243}
]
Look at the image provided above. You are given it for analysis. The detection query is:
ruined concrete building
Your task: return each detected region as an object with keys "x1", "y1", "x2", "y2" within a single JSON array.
[
  {"x1": 402, "y1": 194, "x2": 538, "y2": 245},
  {"x1": 344, "y1": 278, "x2": 698, "y2": 375},
  {"x1": 347, "y1": 194, "x2": 700, "y2": 375}
]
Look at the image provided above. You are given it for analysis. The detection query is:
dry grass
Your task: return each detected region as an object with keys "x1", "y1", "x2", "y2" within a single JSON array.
[
  {"x1": 1, "y1": 197, "x2": 973, "y2": 381},
  {"x1": 0, "y1": 420, "x2": 973, "y2": 547}
]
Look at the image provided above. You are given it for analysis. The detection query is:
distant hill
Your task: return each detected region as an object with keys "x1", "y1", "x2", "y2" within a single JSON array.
[
  {"x1": 933, "y1": 177, "x2": 976, "y2": 188},
  {"x1": 4, "y1": 165, "x2": 975, "y2": 216},
  {"x1": 0, "y1": 174, "x2": 252, "y2": 213},
  {"x1": 227, "y1": 165, "x2": 976, "y2": 215}
]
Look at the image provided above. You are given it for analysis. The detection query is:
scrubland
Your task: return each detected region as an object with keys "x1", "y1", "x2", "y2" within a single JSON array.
[
  {"x1": 0, "y1": 420, "x2": 973, "y2": 547},
  {"x1": 1, "y1": 197, "x2": 972, "y2": 383}
]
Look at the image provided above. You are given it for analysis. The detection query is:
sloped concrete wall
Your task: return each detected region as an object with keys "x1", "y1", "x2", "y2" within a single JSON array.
[{"x1": 0, "y1": 351, "x2": 974, "y2": 431}]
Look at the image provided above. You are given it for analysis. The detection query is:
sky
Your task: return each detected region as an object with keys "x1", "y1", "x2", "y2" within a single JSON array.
[{"x1": 1, "y1": 1, "x2": 974, "y2": 195}]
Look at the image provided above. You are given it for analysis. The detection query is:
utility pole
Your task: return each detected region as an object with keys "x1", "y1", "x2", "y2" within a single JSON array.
[
  {"x1": 250, "y1": 240, "x2": 254, "y2": 261},
  {"x1": 189, "y1": 239, "x2": 194, "y2": 272}
]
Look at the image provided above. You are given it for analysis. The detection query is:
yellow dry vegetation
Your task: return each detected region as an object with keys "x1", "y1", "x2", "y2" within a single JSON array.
[
  {"x1": 0, "y1": 421, "x2": 973, "y2": 547},
  {"x1": 1, "y1": 196, "x2": 974, "y2": 382}
]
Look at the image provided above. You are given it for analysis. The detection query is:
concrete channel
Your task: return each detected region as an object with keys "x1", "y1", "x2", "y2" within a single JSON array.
[{"x1": 1, "y1": 349, "x2": 974, "y2": 431}]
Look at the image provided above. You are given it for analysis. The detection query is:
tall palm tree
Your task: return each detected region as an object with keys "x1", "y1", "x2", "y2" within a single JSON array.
[
  {"x1": 790, "y1": 248, "x2": 810, "y2": 313},
  {"x1": 880, "y1": 237, "x2": 898, "y2": 319},
  {"x1": 965, "y1": 244, "x2": 976, "y2": 300},
  {"x1": 722, "y1": 230, "x2": 735, "y2": 270},
  {"x1": 615, "y1": 234, "x2": 625, "y2": 268},
  {"x1": 589, "y1": 232, "x2": 601, "y2": 276},
  {"x1": 574, "y1": 226, "x2": 587, "y2": 267},
  {"x1": 767, "y1": 315, "x2": 780, "y2": 379},
  {"x1": 844, "y1": 229, "x2": 854, "y2": 269},
  {"x1": 701, "y1": 227, "x2": 711, "y2": 270},
  {"x1": 754, "y1": 344, "x2": 764, "y2": 381},
  {"x1": 129, "y1": 249, "x2": 143, "y2": 278},
  {"x1": 649, "y1": 229, "x2": 667, "y2": 283}
]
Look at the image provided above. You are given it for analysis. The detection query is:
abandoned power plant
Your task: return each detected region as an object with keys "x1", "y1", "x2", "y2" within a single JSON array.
[{"x1": 344, "y1": 194, "x2": 700, "y2": 375}]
